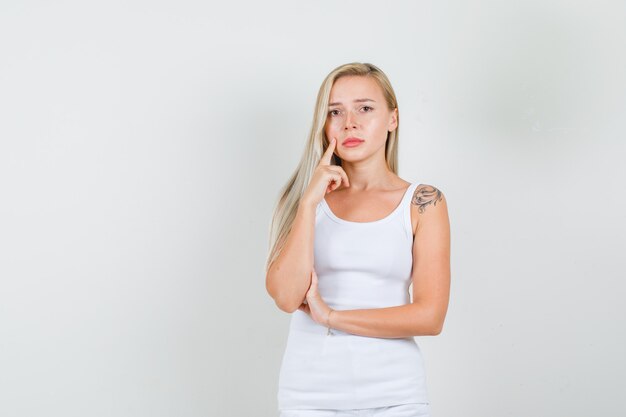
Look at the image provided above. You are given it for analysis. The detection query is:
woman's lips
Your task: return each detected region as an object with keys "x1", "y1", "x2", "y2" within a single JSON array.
[{"x1": 343, "y1": 137, "x2": 364, "y2": 147}]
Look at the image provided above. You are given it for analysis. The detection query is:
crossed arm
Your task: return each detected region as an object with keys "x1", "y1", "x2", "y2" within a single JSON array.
[
  {"x1": 329, "y1": 302, "x2": 444, "y2": 339},
  {"x1": 327, "y1": 185, "x2": 451, "y2": 339}
]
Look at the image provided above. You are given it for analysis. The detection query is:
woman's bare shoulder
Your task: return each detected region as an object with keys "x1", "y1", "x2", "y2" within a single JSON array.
[
  {"x1": 410, "y1": 183, "x2": 446, "y2": 214},
  {"x1": 409, "y1": 183, "x2": 448, "y2": 237}
]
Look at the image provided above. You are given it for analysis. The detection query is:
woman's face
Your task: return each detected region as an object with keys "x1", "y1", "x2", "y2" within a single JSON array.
[{"x1": 324, "y1": 75, "x2": 397, "y2": 162}]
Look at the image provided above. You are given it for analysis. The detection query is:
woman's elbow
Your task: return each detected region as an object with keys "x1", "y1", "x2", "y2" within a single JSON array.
[
  {"x1": 430, "y1": 316, "x2": 446, "y2": 335},
  {"x1": 274, "y1": 296, "x2": 300, "y2": 314},
  {"x1": 266, "y1": 281, "x2": 300, "y2": 313},
  {"x1": 266, "y1": 270, "x2": 306, "y2": 314}
]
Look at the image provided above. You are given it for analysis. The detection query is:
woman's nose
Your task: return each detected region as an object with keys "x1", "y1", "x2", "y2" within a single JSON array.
[{"x1": 344, "y1": 111, "x2": 357, "y2": 129}]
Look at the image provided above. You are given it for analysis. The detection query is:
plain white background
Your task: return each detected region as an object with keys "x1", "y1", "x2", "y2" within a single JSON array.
[{"x1": 1, "y1": 1, "x2": 625, "y2": 416}]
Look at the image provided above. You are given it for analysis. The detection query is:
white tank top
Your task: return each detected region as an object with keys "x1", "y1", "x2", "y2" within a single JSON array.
[{"x1": 277, "y1": 182, "x2": 430, "y2": 410}]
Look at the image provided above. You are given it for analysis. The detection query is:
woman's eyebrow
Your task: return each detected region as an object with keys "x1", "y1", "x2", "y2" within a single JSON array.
[{"x1": 328, "y1": 98, "x2": 376, "y2": 106}]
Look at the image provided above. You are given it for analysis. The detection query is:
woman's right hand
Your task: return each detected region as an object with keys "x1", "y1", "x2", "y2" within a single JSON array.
[{"x1": 301, "y1": 137, "x2": 350, "y2": 208}]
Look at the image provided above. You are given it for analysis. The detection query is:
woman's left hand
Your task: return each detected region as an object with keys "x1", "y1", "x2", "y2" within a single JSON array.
[{"x1": 298, "y1": 268, "x2": 333, "y2": 327}]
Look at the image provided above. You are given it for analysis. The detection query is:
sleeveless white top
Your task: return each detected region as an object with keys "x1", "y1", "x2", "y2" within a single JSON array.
[{"x1": 277, "y1": 182, "x2": 430, "y2": 410}]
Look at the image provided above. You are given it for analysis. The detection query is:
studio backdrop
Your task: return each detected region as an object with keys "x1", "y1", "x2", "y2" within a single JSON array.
[{"x1": 0, "y1": 1, "x2": 624, "y2": 416}]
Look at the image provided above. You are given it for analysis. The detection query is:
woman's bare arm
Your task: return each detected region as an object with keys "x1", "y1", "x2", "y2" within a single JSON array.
[
  {"x1": 266, "y1": 200, "x2": 317, "y2": 313},
  {"x1": 327, "y1": 185, "x2": 451, "y2": 338},
  {"x1": 266, "y1": 138, "x2": 349, "y2": 314}
]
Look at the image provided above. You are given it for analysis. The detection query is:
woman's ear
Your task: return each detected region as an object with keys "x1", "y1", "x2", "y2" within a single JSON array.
[{"x1": 388, "y1": 107, "x2": 398, "y2": 132}]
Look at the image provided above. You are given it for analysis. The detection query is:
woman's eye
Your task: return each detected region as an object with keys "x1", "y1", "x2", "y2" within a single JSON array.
[
  {"x1": 362, "y1": 106, "x2": 373, "y2": 112},
  {"x1": 329, "y1": 109, "x2": 340, "y2": 116}
]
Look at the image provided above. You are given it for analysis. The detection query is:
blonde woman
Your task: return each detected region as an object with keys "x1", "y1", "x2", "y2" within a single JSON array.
[{"x1": 266, "y1": 62, "x2": 451, "y2": 417}]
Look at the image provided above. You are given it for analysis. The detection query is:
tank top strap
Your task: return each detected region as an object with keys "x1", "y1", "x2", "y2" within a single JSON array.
[
  {"x1": 401, "y1": 182, "x2": 420, "y2": 242},
  {"x1": 401, "y1": 182, "x2": 419, "y2": 206}
]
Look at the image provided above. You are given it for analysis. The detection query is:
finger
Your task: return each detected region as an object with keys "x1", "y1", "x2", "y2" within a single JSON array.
[
  {"x1": 327, "y1": 166, "x2": 350, "y2": 187},
  {"x1": 319, "y1": 137, "x2": 337, "y2": 166},
  {"x1": 325, "y1": 172, "x2": 339, "y2": 193},
  {"x1": 340, "y1": 169, "x2": 350, "y2": 187},
  {"x1": 330, "y1": 173, "x2": 343, "y2": 192}
]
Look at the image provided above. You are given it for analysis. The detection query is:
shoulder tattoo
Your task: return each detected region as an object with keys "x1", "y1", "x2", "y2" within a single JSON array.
[{"x1": 411, "y1": 184, "x2": 443, "y2": 214}]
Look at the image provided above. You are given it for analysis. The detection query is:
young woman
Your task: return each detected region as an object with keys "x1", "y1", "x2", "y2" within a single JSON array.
[{"x1": 265, "y1": 62, "x2": 451, "y2": 417}]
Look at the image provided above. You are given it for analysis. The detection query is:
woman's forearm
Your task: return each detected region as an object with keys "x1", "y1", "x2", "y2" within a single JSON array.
[{"x1": 329, "y1": 302, "x2": 443, "y2": 338}]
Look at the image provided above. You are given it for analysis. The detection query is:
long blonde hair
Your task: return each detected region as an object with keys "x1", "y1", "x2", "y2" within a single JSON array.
[{"x1": 265, "y1": 62, "x2": 400, "y2": 272}]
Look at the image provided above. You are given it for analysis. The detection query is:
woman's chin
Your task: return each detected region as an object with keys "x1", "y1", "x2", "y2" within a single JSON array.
[{"x1": 337, "y1": 152, "x2": 369, "y2": 163}]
